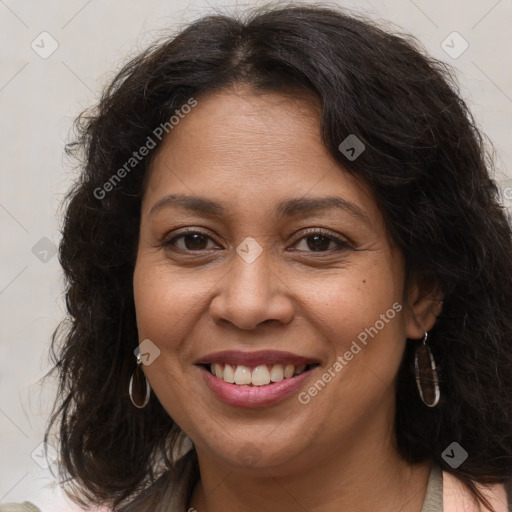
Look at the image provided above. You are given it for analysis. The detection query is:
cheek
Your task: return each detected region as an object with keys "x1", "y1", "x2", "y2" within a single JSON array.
[
  {"x1": 297, "y1": 272, "x2": 406, "y2": 433},
  {"x1": 132, "y1": 258, "x2": 219, "y2": 400},
  {"x1": 304, "y1": 259, "x2": 407, "y2": 406},
  {"x1": 133, "y1": 257, "x2": 208, "y2": 339},
  {"x1": 302, "y1": 258, "x2": 404, "y2": 346}
]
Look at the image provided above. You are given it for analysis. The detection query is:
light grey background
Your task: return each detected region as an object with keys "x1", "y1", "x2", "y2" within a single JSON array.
[{"x1": 1, "y1": 0, "x2": 511, "y2": 509}]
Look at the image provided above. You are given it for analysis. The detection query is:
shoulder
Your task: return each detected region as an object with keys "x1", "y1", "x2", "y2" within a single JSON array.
[
  {"x1": 0, "y1": 503, "x2": 41, "y2": 512},
  {"x1": 443, "y1": 470, "x2": 510, "y2": 512}
]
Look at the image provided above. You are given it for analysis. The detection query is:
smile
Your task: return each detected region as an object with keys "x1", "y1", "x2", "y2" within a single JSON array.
[
  {"x1": 206, "y1": 362, "x2": 318, "y2": 386},
  {"x1": 195, "y1": 350, "x2": 321, "y2": 407}
]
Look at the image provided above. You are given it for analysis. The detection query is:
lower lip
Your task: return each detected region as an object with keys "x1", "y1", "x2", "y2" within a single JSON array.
[{"x1": 199, "y1": 365, "x2": 317, "y2": 408}]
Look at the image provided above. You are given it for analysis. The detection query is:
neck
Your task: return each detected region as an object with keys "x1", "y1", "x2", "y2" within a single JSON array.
[{"x1": 188, "y1": 419, "x2": 432, "y2": 512}]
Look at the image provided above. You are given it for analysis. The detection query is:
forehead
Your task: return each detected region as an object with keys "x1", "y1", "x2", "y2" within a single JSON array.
[
  {"x1": 150, "y1": 86, "x2": 325, "y2": 173},
  {"x1": 143, "y1": 86, "x2": 379, "y2": 224}
]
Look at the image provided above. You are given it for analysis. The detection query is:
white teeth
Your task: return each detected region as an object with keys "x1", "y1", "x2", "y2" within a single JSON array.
[
  {"x1": 251, "y1": 365, "x2": 271, "y2": 386},
  {"x1": 284, "y1": 364, "x2": 295, "y2": 378},
  {"x1": 234, "y1": 365, "x2": 252, "y2": 385},
  {"x1": 269, "y1": 364, "x2": 284, "y2": 382},
  {"x1": 209, "y1": 362, "x2": 312, "y2": 386},
  {"x1": 223, "y1": 364, "x2": 235, "y2": 383},
  {"x1": 213, "y1": 363, "x2": 223, "y2": 379}
]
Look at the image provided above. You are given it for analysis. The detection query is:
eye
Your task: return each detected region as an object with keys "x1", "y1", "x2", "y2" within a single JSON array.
[
  {"x1": 163, "y1": 229, "x2": 219, "y2": 251},
  {"x1": 290, "y1": 229, "x2": 352, "y2": 253}
]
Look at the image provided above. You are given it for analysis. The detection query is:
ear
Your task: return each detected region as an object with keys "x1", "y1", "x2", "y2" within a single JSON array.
[{"x1": 404, "y1": 273, "x2": 443, "y2": 340}]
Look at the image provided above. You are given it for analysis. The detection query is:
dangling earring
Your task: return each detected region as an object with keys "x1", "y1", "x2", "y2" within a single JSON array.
[
  {"x1": 129, "y1": 353, "x2": 151, "y2": 409},
  {"x1": 414, "y1": 332, "x2": 440, "y2": 407}
]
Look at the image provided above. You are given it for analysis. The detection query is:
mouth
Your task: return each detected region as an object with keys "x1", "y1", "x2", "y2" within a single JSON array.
[
  {"x1": 195, "y1": 350, "x2": 321, "y2": 407},
  {"x1": 199, "y1": 362, "x2": 319, "y2": 386}
]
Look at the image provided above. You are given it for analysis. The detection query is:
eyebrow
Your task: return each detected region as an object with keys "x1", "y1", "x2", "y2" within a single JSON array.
[{"x1": 149, "y1": 194, "x2": 370, "y2": 223}]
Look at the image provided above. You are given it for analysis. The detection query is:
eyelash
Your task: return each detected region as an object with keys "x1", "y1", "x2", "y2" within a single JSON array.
[{"x1": 162, "y1": 227, "x2": 352, "y2": 254}]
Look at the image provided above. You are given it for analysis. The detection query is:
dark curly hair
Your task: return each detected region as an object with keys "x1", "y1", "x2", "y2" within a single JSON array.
[{"x1": 45, "y1": 3, "x2": 512, "y2": 510}]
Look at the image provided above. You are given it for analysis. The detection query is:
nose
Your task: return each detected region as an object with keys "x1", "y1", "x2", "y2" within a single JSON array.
[{"x1": 209, "y1": 247, "x2": 294, "y2": 330}]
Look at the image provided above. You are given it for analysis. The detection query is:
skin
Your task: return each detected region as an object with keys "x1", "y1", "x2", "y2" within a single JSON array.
[{"x1": 133, "y1": 85, "x2": 442, "y2": 512}]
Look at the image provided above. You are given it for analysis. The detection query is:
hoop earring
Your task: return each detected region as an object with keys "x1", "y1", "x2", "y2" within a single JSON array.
[
  {"x1": 414, "y1": 332, "x2": 440, "y2": 408},
  {"x1": 129, "y1": 354, "x2": 151, "y2": 409}
]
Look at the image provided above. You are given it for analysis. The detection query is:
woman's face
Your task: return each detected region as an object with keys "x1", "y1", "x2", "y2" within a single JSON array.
[{"x1": 133, "y1": 86, "x2": 431, "y2": 474}]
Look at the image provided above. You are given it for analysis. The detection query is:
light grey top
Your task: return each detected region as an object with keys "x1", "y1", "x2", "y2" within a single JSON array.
[{"x1": 420, "y1": 463, "x2": 444, "y2": 512}]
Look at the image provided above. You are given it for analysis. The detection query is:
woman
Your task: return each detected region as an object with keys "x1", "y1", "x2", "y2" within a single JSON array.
[{"x1": 5, "y1": 4, "x2": 511, "y2": 512}]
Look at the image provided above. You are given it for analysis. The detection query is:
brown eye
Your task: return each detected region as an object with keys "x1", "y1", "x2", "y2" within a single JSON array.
[
  {"x1": 164, "y1": 231, "x2": 217, "y2": 251},
  {"x1": 303, "y1": 234, "x2": 333, "y2": 251},
  {"x1": 292, "y1": 230, "x2": 352, "y2": 253}
]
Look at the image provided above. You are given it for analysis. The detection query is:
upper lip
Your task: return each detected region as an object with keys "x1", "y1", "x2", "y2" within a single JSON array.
[{"x1": 195, "y1": 350, "x2": 320, "y2": 367}]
